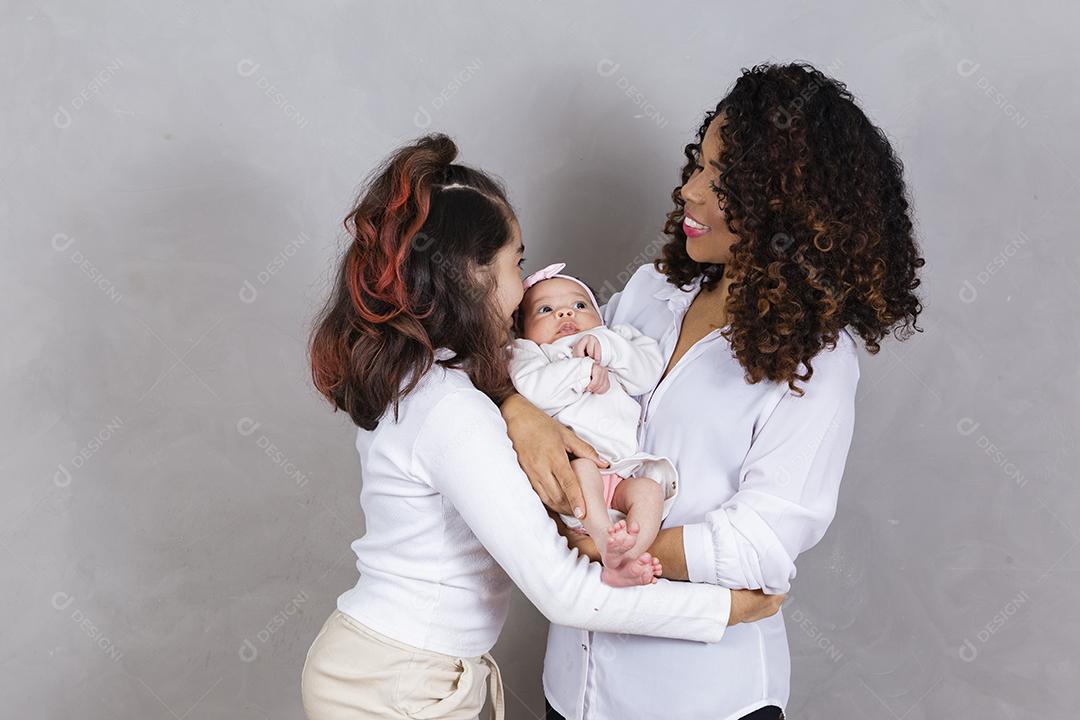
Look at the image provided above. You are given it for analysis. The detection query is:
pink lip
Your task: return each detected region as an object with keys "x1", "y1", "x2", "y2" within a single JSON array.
[
  {"x1": 682, "y1": 212, "x2": 710, "y2": 238},
  {"x1": 556, "y1": 322, "x2": 578, "y2": 336}
]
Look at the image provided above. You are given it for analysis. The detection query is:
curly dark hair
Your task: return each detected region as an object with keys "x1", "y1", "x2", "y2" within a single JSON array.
[
  {"x1": 309, "y1": 134, "x2": 517, "y2": 430},
  {"x1": 658, "y1": 62, "x2": 924, "y2": 393}
]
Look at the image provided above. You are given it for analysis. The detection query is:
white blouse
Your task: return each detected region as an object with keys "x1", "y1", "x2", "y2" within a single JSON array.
[
  {"x1": 336, "y1": 347, "x2": 732, "y2": 661},
  {"x1": 543, "y1": 263, "x2": 860, "y2": 719}
]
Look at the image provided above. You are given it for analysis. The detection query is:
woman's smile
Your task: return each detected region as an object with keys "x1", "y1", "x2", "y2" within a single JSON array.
[{"x1": 682, "y1": 211, "x2": 711, "y2": 238}]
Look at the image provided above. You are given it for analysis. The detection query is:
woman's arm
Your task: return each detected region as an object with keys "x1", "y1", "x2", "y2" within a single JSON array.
[
  {"x1": 656, "y1": 342, "x2": 861, "y2": 593},
  {"x1": 552, "y1": 511, "x2": 780, "y2": 622},
  {"x1": 415, "y1": 390, "x2": 782, "y2": 641}
]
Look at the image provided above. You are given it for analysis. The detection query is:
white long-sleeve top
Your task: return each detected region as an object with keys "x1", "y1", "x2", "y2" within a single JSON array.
[
  {"x1": 336, "y1": 349, "x2": 732, "y2": 659},
  {"x1": 543, "y1": 263, "x2": 860, "y2": 719},
  {"x1": 509, "y1": 325, "x2": 680, "y2": 527}
]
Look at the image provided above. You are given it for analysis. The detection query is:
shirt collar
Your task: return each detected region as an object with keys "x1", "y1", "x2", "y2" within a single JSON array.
[
  {"x1": 434, "y1": 347, "x2": 456, "y2": 361},
  {"x1": 652, "y1": 274, "x2": 705, "y2": 313}
]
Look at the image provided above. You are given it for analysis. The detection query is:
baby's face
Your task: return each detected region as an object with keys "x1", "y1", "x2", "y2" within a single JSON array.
[{"x1": 519, "y1": 277, "x2": 602, "y2": 345}]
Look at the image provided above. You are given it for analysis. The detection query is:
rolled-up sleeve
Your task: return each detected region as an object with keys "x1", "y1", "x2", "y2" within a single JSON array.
[{"x1": 682, "y1": 342, "x2": 860, "y2": 594}]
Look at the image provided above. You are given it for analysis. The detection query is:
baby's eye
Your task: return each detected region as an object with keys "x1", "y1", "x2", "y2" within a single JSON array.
[
  {"x1": 574, "y1": 301, "x2": 588, "y2": 310},
  {"x1": 537, "y1": 305, "x2": 552, "y2": 314}
]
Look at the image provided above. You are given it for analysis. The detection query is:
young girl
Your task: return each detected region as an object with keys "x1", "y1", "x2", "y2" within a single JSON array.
[
  {"x1": 301, "y1": 133, "x2": 784, "y2": 720},
  {"x1": 510, "y1": 263, "x2": 678, "y2": 587}
]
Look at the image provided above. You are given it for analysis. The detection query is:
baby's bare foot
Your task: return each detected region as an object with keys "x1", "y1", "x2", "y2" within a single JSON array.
[
  {"x1": 602, "y1": 520, "x2": 638, "y2": 567},
  {"x1": 600, "y1": 552, "x2": 663, "y2": 587}
]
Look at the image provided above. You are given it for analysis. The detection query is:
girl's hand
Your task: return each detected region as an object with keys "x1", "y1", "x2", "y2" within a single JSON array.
[
  {"x1": 727, "y1": 589, "x2": 785, "y2": 626},
  {"x1": 572, "y1": 335, "x2": 602, "y2": 362},
  {"x1": 500, "y1": 393, "x2": 609, "y2": 519},
  {"x1": 585, "y1": 363, "x2": 610, "y2": 394}
]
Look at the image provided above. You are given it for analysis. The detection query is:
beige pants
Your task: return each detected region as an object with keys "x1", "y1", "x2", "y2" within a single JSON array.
[{"x1": 301, "y1": 609, "x2": 504, "y2": 720}]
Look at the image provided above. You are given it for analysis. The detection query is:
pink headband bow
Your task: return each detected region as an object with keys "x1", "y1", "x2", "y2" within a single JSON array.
[{"x1": 521, "y1": 262, "x2": 601, "y2": 317}]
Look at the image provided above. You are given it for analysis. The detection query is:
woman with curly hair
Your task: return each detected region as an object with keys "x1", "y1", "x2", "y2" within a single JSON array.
[{"x1": 501, "y1": 62, "x2": 924, "y2": 719}]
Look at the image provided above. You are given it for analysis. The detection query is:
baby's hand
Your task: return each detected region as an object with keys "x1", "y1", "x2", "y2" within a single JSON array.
[
  {"x1": 572, "y1": 335, "x2": 602, "y2": 362},
  {"x1": 585, "y1": 363, "x2": 610, "y2": 394}
]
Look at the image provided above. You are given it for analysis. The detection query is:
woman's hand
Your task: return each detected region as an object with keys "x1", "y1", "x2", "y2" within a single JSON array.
[
  {"x1": 500, "y1": 393, "x2": 609, "y2": 519},
  {"x1": 727, "y1": 589, "x2": 785, "y2": 626}
]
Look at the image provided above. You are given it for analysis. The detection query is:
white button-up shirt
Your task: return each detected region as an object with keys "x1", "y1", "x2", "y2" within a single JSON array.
[{"x1": 543, "y1": 263, "x2": 860, "y2": 719}]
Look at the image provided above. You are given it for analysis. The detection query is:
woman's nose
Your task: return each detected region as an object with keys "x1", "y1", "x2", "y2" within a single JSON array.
[{"x1": 680, "y1": 172, "x2": 705, "y2": 205}]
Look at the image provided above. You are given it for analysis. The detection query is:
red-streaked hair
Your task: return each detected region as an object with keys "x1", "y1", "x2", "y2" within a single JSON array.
[{"x1": 309, "y1": 134, "x2": 516, "y2": 430}]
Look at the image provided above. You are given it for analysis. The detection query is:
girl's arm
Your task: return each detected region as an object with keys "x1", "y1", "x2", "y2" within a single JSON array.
[{"x1": 413, "y1": 389, "x2": 781, "y2": 640}]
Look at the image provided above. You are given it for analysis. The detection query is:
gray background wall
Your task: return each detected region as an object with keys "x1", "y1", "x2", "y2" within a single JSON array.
[{"x1": 4, "y1": 1, "x2": 1077, "y2": 717}]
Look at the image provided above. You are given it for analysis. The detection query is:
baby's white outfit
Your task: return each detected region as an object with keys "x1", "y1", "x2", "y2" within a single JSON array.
[{"x1": 509, "y1": 324, "x2": 679, "y2": 530}]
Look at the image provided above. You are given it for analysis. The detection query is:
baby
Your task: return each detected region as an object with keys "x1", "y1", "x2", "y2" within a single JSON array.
[{"x1": 510, "y1": 263, "x2": 679, "y2": 587}]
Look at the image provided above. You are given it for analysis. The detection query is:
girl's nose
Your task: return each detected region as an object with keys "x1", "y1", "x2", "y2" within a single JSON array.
[{"x1": 557, "y1": 307, "x2": 574, "y2": 317}]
